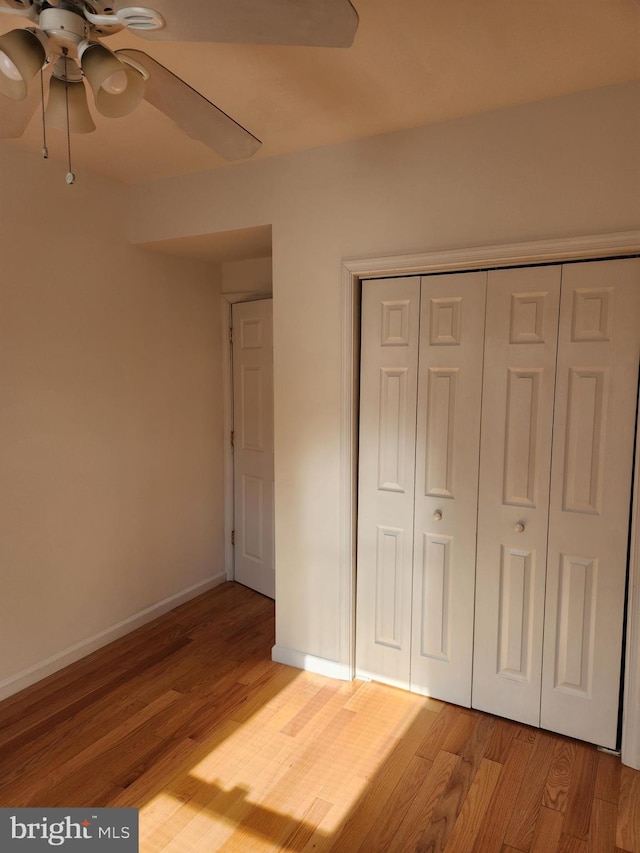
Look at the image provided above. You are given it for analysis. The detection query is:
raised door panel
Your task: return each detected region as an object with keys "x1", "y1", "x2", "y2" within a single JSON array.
[
  {"x1": 497, "y1": 545, "x2": 535, "y2": 682},
  {"x1": 541, "y1": 259, "x2": 640, "y2": 748},
  {"x1": 473, "y1": 266, "x2": 561, "y2": 726},
  {"x1": 411, "y1": 272, "x2": 487, "y2": 706},
  {"x1": 232, "y1": 299, "x2": 275, "y2": 598},
  {"x1": 356, "y1": 278, "x2": 420, "y2": 689}
]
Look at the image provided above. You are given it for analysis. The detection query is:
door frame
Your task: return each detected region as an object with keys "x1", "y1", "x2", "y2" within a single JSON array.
[
  {"x1": 222, "y1": 292, "x2": 274, "y2": 583},
  {"x1": 339, "y1": 229, "x2": 640, "y2": 767}
]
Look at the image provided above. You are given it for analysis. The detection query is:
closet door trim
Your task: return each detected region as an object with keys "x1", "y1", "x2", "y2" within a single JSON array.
[{"x1": 340, "y1": 229, "x2": 640, "y2": 766}]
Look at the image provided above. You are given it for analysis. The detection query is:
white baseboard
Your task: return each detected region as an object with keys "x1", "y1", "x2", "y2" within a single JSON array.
[
  {"x1": 0, "y1": 572, "x2": 227, "y2": 702},
  {"x1": 271, "y1": 644, "x2": 353, "y2": 681}
]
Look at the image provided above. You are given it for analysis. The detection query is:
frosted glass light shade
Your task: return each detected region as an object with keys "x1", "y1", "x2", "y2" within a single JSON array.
[
  {"x1": 81, "y1": 43, "x2": 144, "y2": 118},
  {"x1": 0, "y1": 29, "x2": 46, "y2": 100},
  {"x1": 46, "y1": 76, "x2": 96, "y2": 133}
]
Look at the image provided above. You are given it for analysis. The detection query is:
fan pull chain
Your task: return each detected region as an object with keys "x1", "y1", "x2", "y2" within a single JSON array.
[
  {"x1": 39, "y1": 66, "x2": 48, "y2": 159},
  {"x1": 63, "y1": 53, "x2": 75, "y2": 185}
]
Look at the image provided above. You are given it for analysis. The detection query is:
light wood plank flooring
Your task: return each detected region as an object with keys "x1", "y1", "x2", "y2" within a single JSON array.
[{"x1": 0, "y1": 582, "x2": 638, "y2": 852}]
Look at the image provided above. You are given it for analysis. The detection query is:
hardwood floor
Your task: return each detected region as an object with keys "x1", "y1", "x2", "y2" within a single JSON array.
[{"x1": 0, "y1": 581, "x2": 638, "y2": 852}]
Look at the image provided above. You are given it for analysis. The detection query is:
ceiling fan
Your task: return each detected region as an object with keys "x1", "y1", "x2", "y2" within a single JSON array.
[{"x1": 0, "y1": 0, "x2": 359, "y2": 178}]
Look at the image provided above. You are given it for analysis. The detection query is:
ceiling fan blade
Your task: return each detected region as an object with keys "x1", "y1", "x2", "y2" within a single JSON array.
[
  {"x1": 117, "y1": 49, "x2": 261, "y2": 161},
  {"x1": 113, "y1": 0, "x2": 359, "y2": 47},
  {"x1": 0, "y1": 0, "x2": 37, "y2": 19},
  {"x1": 0, "y1": 78, "x2": 41, "y2": 138}
]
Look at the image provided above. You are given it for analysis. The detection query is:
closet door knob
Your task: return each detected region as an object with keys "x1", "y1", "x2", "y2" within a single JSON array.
[
  {"x1": 433, "y1": 510, "x2": 443, "y2": 521},
  {"x1": 514, "y1": 521, "x2": 525, "y2": 533}
]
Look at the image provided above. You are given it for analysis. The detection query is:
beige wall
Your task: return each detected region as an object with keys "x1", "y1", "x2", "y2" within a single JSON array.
[
  {"x1": 2, "y1": 80, "x2": 637, "y2": 695},
  {"x1": 0, "y1": 148, "x2": 225, "y2": 697},
  {"x1": 128, "y1": 82, "x2": 640, "y2": 669},
  {"x1": 222, "y1": 257, "x2": 272, "y2": 295}
]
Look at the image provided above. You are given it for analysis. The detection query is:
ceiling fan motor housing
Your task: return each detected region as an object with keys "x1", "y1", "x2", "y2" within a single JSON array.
[{"x1": 39, "y1": 6, "x2": 89, "y2": 50}]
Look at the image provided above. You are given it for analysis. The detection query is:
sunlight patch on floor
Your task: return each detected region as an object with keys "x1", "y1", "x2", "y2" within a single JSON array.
[{"x1": 138, "y1": 671, "x2": 436, "y2": 852}]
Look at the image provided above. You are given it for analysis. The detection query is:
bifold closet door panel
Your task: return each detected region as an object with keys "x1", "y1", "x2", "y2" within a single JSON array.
[
  {"x1": 473, "y1": 265, "x2": 561, "y2": 726},
  {"x1": 541, "y1": 258, "x2": 640, "y2": 748},
  {"x1": 410, "y1": 272, "x2": 487, "y2": 706},
  {"x1": 356, "y1": 278, "x2": 420, "y2": 689}
]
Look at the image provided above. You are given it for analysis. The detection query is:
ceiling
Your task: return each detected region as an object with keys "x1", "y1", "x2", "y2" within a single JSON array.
[{"x1": 1, "y1": 0, "x2": 639, "y2": 185}]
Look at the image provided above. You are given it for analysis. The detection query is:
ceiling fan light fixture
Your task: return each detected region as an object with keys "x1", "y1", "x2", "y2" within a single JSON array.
[
  {"x1": 46, "y1": 74, "x2": 96, "y2": 133},
  {"x1": 81, "y1": 43, "x2": 144, "y2": 118},
  {"x1": 101, "y1": 69, "x2": 128, "y2": 95},
  {"x1": 0, "y1": 28, "x2": 45, "y2": 100},
  {"x1": 0, "y1": 50, "x2": 22, "y2": 81}
]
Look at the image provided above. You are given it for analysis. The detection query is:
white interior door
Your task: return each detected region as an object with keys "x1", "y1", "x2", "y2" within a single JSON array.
[
  {"x1": 356, "y1": 278, "x2": 420, "y2": 689},
  {"x1": 541, "y1": 258, "x2": 640, "y2": 748},
  {"x1": 472, "y1": 265, "x2": 561, "y2": 726},
  {"x1": 356, "y1": 261, "x2": 639, "y2": 747},
  {"x1": 357, "y1": 272, "x2": 487, "y2": 705},
  {"x1": 232, "y1": 299, "x2": 275, "y2": 599},
  {"x1": 410, "y1": 272, "x2": 486, "y2": 706}
]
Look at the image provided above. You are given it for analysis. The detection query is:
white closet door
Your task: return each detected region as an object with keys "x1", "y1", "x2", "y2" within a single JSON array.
[
  {"x1": 541, "y1": 259, "x2": 640, "y2": 748},
  {"x1": 473, "y1": 266, "x2": 561, "y2": 726},
  {"x1": 410, "y1": 272, "x2": 486, "y2": 706},
  {"x1": 356, "y1": 278, "x2": 420, "y2": 689}
]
